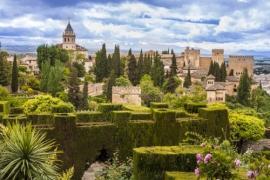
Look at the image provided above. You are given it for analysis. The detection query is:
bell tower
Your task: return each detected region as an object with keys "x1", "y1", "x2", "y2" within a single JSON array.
[{"x1": 62, "y1": 21, "x2": 76, "y2": 50}]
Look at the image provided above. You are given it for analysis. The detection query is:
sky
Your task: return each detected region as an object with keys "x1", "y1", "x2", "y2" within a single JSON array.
[{"x1": 0, "y1": 0, "x2": 270, "y2": 55}]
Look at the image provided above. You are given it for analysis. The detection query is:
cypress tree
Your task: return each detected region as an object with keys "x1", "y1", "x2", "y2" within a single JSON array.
[
  {"x1": 0, "y1": 51, "x2": 10, "y2": 86},
  {"x1": 151, "y1": 52, "x2": 164, "y2": 87},
  {"x1": 170, "y1": 52, "x2": 177, "y2": 76},
  {"x1": 68, "y1": 67, "x2": 82, "y2": 109},
  {"x1": 164, "y1": 75, "x2": 179, "y2": 93},
  {"x1": 143, "y1": 54, "x2": 152, "y2": 75},
  {"x1": 127, "y1": 54, "x2": 138, "y2": 86},
  {"x1": 107, "y1": 54, "x2": 112, "y2": 74},
  {"x1": 11, "y1": 55, "x2": 18, "y2": 93},
  {"x1": 112, "y1": 45, "x2": 121, "y2": 77},
  {"x1": 183, "y1": 67, "x2": 192, "y2": 88},
  {"x1": 208, "y1": 61, "x2": 214, "y2": 75},
  {"x1": 106, "y1": 70, "x2": 116, "y2": 101},
  {"x1": 220, "y1": 62, "x2": 227, "y2": 82},
  {"x1": 237, "y1": 68, "x2": 251, "y2": 106},
  {"x1": 137, "y1": 49, "x2": 144, "y2": 80},
  {"x1": 128, "y1": 48, "x2": 132, "y2": 56},
  {"x1": 101, "y1": 43, "x2": 108, "y2": 77},
  {"x1": 94, "y1": 51, "x2": 103, "y2": 82},
  {"x1": 213, "y1": 62, "x2": 221, "y2": 81},
  {"x1": 81, "y1": 80, "x2": 89, "y2": 110}
]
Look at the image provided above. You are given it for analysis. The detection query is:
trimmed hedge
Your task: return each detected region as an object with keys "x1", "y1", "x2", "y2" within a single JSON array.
[
  {"x1": 150, "y1": 102, "x2": 169, "y2": 109},
  {"x1": 0, "y1": 101, "x2": 10, "y2": 115},
  {"x1": 133, "y1": 145, "x2": 203, "y2": 180},
  {"x1": 27, "y1": 113, "x2": 54, "y2": 125},
  {"x1": 175, "y1": 110, "x2": 190, "y2": 118},
  {"x1": 51, "y1": 102, "x2": 75, "y2": 113},
  {"x1": 54, "y1": 113, "x2": 76, "y2": 130},
  {"x1": 76, "y1": 111, "x2": 104, "y2": 122},
  {"x1": 130, "y1": 112, "x2": 152, "y2": 120},
  {"x1": 123, "y1": 104, "x2": 151, "y2": 112},
  {"x1": 10, "y1": 107, "x2": 24, "y2": 114},
  {"x1": 98, "y1": 103, "x2": 123, "y2": 120},
  {"x1": 0, "y1": 113, "x2": 3, "y2": 124},
  {"x1": 112, "y1": 111, "x2": 131, "y2": 126},
  {"x1": 2, "y1": 114, "x2": 27, "y2": 125},
  {"x1": 184, "y1": 102, "x2": 207, "y2": 113}
]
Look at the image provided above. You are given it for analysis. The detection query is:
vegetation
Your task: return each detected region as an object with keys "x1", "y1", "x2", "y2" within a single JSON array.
[
  {"x1": 68, "y1": 67, "x2": 82, "y2": 109},
  {"x1": 115, "y1": 76, "x2": 132, "y2": 87},
  {"x1": 183, "y1": 67, "x2": 192, "y2": 88},
  {"x1": 237, "y1": 68, "x2": 251, "y2": 106},
  {"x1": 0, "y1": 51, "x2": 10, "y2": 86},
  {"x1": 11, "y1": 55, "x2": 18, "y2": 93}
]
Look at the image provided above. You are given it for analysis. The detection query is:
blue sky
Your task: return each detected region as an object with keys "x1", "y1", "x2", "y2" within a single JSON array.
[{"x1": 0, "y1": 0, "x2": 270, "y2": 54}]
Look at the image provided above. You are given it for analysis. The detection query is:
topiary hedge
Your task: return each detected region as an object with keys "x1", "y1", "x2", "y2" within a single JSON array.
[
  {"x1": 133, "y1": 145, "x2": 203, "y2": 180},
  {"x1": 123, "y1": 104, "x2": 151, "y2": 112},
  {"x1": 51, "y1": 102, "x2": 75, "y2": 113},
  {"x1": 76, "y1": 111, "x2": 104, "y2": 122},
  {"x1": 54, "y1": 113, "x2": 76, "y2": 131},
  {"x1": 150, "y1": 102, "x2": 169, "y2": 109},
  {"x1": 27, "y1": 113, "x2": 54, "y2": 125},
  {"x1": 184, "y1": 102, "x2": 207, "y2": 113},
  {"x1": 2, "y1": 114, "x2": 27, "y2": 125},
  {"x1": 10, "y1": 107, "x2": 24, "y2": 114},
  {"x1": 130, "y1": 112, "x2": 152, "y2": 120},
  {"x1": 0, "y1": 101, "x2": 10, "y2": 115},
  {"x1": 98, "y1": 103, "x2": 123, "y2": 120},
  {"x1": 112, "y1": 111, "x2": 131, "y2": 126}
]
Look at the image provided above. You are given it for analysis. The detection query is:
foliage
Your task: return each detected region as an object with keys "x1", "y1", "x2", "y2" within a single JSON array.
[
  {"x1": 163, "y1": 75, "x2": 180, "y2": 93},
  {"x1": 52, "y1": 102, "x2": 75, "y2": 113},
  {"x1": 95, "y1": 44, "x2": 108, "y2": 82},
  {"x1": 115, "y1": 76, "x2": 132, "y2": 87},
  {"x1": 143, "y1": 54, "x2": 152, "y2": 75},
  {"x1": 58, "y1": 167, "x2": 74, "y2": 180},
  {"x1": 183, "y1": 67, "x2": 192, "y2": 88},
  {"x1": 0, "y1": 51, "x2": 11, "y2": 86},
  {"x1": 73, "y1": 61, "x2": 85, "y2": 77},
  {"x1": 68, "y1": 67, "x2": 82, "y2": 109},
  {"x1": 151, "y1": 52, "x2": 164, "y2": 87},
  {"x1": 0, "y1": 124, "x2": 60, "y2": 179},
  {"x1": 137, "y1": 49, "x2": 144, "y2": 81},
  {"x1": 237, "y1": 68, "x2": 251, "y2": 106},
  {"x1": 229, "y1": 112, "x2": 265, "y2": 147},
  {"x1": 11, "y1": 55, "x2": 18, "y2": 93},
  {"x1": 112, "y1": 45, "x2": 122, "y2": 77},
  {"x1": 104, "y1": 71, "x2": 116, "y2": 101},
  {"x1": 96, "y1": 152, "x2": 133, "y2": 180},
  {"x1": 140, "y1": 75, "x2": 162, "y2": 106},
  {"x1": 23, "y1": 94, "x2": 69, "y2": 114},
  {"x1": 0, "y1": 86, "x2": 9, "y2": 100},
  {"x1": 127, "y1": 53, "x2": 138, "y2": 86},
  {"x1": 170, "y1": 52, "x2": 177, "y2": 76},
  {"x1": 81, "y1": 81, "x2": 89, "y2": 110}
]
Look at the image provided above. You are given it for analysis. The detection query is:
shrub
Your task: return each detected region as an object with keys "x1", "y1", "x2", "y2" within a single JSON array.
[
  {"x1": 10, "y1": 107, "x2": 24, "y2": 114},
  {"x1": 230, "y1": 113, "x2": 265, "y2": 144},
  {"x1": 130, "y1": 112, "x2": 152, "y2": 120},
  {"x1": 150, "y1": 102, "x2": 169, "y2": 109},
  {"x1": 112, "y1": 111, "x2": 131, "y2": 126},
  {"x1": 122, "y1": 104, "x2": 150, "y2": 112},
  {"x1": 76, "y1": 111, "x2": 104, "y2": 122},
  {"x1": 27, "y1": 113, "x2": 54, "y2": 125},
  {"x1": 88, "y1": 100, "x2": 98, "y2": 111},
  {"x1": 23, "y1": 95, "x2": 69, "y2": 114},
  {"x1": 0, "y1": 86, "x2": 9, "y2": 100},
  {"x1": 184, "y1": 102, "x2": 207, "y2": 113},
  {"x1": 98, "y1": 103, "x2": 123, "y2": 120},
  {"x1": 0, "y1": 101, "x2": 10, "y2": 115},
  {"x1": 2, "y1": 114, "x2": 27, "y2": 125},
  {"x1": 51, "y1": 102, "x2": 75, "y2": 113},
  {"x1": 133, "y1": 145, "x2": 203, "y2": 180},
  {"x1": 115, "y1": 76, "x2": 132, "y2": 87}
]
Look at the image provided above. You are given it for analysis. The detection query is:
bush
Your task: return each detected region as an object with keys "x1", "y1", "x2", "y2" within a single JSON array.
[
  {"x1": 115, "y1": 76, "x2": 132, "y2": 87},
  {"x1": 2, "y1": 114, "x2": 27, "y2": 125},
  {"x1": 51, "y1": 102, "x2": 75, "y2": 113},
  {"x1": 133, "y1": 145, "x2": 203, "y2": 180},
  {"x1": 122, "y1": 104, "x2": 150, "y2": 112},
  {"x1": 230, "y1": 113, "x2": 265, "y2": 143},
  {"x1": 130, "y1": 112, "x2": 152, "y2": 120},
  {"x1": 76, "y1": 111, "x2": 104, "y2": 122},
  {"x1": 0, "y1": 86, "x2": 9, "y2": 100},
  {"x1": 112, "y1": 111, "x2": 131, "y2": 126},
  {"x1": 27, "y1": 113, "x2": 54, "y2": 125},
  {"x1": 150, "y1": 102, "x2": 169, "y2": 109},
  {"x1": 23, "y1": 95, "x2": 69, "y2": 114},
  {"x1": 10, "y1": 107, "x2": 24, "y2": 114},
  {"x1": 0, "y1": 101, "x2": 10, "y2": 115},
  {"x1": 184, "y1": 102, "x2": 207, "y2": 113},
  {"x1": 98, "y1": 103, "x2": 123, "y2": 120}
]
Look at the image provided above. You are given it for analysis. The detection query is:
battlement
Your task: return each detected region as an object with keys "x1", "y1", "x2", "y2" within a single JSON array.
[
  {"x1": 212, "y1": 49, "x2": 224, "y2": 54},
  {"x1": 112, "y1": 86, "x2": 141, "y2": 95},
  {"x1": 229, "y1": 55, "x2": 254, "y2": 59}
]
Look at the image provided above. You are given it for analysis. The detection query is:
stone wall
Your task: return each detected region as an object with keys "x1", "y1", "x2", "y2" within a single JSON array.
[
  {"x1": 199, "y1": 57, "x2": 211, "y2": 71},
  {"x1": 228, "y1": 55, "x2": 254, "y2": 77},
  {"x1": 212, "y1": 49, "x2": 224, "y2": 66},
  {"x1": 112, "y1": 86, "x2": 141, "y2": 105},
  {"x1": 80, "y1": 83, "x2": 104, "y2": 96}
]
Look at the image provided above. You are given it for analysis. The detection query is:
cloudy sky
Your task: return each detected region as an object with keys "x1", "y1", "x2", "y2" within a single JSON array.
[{"x1": 0, "y1": 0, "x2": 270, "y2": 55}]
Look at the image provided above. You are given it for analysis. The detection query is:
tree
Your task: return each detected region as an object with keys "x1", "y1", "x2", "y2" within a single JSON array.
[
  {"x1": 112, "y1": 45, "x2": 121, "y2": 77},
  {"x1": 163, "y1": 75, "x2": 180, "y2": 93},
  {"x1": 107, "y1": 54, "x2": 112, "y2": 74},
  {"x1": 68, "y1": 67, "x2": 82, "y2": 109},
  {"x1": 0, "y1": 124, "x2": 60, "y2": 179},
  {"x1": 237, "y1": 68, "x2": 251, "y2": 106},
  {"x1": 151, "y1": 52, "x2": 164, "y2": 87},
  {"x1": 0, "y1": 51, "x2": 10, "y2": 86},
  {"x1": 127, "y1": 54, "x2": 138, "y2": 86},
  {"x1": 95, "y1": 51, "x2": 103, "y2": 82},
  {"x1": 208, "y1": 61, "x2": 214, "y2": 76},
  {"x1": 251, "y1": 87, "x2": 268, "y2": 112},
  {"x1": 105, "y1": 71, "x2": 116, "y2": 101},
  {"x1": 220, "y1": 62, "x2": 227, "y2": 82},
  {"x1": 101, "y1": 43, "x2": 108, "y2": 77},
  {"x1": 143, "y1": 54, "x2": 152, "y2": 75},
  {"x1": 73, "y1": 61, "x2": 85, "y2": 78},
  {"x1": 213, "y1": 62, "x2": 221, "y2": 81},
  {"x1": 115, "y1": 76, "x2": 131, "y2": 87},
  {"x1": 170, "y1": 52, "x2": 177, "y2": 76},
  {"x1": 183, "y1": 67, "x2": 192, "y2": 88},
  {"x1": 11, "y1": 55, "x2": 18, "y2": 93},
  {"x1": 81, "y1": 80, "x2": 89, "y2": 110},
  {"x1": 137, "y1": 49, "x2": 144, "y2": 80}
]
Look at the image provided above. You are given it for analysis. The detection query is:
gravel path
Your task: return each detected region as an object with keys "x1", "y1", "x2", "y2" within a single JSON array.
[{"x1": 82, "y1": 162, "x2": 106, "y2": 180}]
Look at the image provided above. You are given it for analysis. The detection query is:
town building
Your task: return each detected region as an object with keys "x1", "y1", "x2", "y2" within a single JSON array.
[{"x1": 205, "y1": 75, "x2": 226, "y2": 103}]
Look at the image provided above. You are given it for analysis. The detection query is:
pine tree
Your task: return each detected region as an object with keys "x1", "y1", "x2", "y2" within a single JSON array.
[
  {"x1": 170, "y1": 52, "x2": 177, "y2": 76},
  {"x1": 112, "y1": 45, "x2": 121, "y2": 77},
  {"x1": 0, "y1": 51, "x2": 10, "y2": 86},
  {"x1": 137, "y1": 49, "x2": 144, "y2": 81},
  {"x1": 220, "y1": 62, "x2": 227, "y2": 82},
  {"x1": 105, "y1": 70, "x2": 116, "y2": 101},
  {"x1": 11, "y1": 55, "x2": 18, "y2": 93},
  {"x1": 127, "y1": 54, "x2": 138, "y2": 86},
  {"x1": 68, "y1": 67, "x2": 82, "y2": 109},
  {"x1": 81, "y1": 80, "x2": 89, "y2": 110},
  {"x1": 237, "y1": 68, "x2": 251, "y2": 106},
  {"x1": 151, "y1": 52, "x2": 164, "y2": 87},
  {"x1": 183, "y1": 67, "x2": 192, "y2": 88}
]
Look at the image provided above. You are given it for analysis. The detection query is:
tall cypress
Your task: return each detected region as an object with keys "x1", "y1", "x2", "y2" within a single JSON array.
[
  {"x1": 220, "y1": 62, "x2": 227, "y2": 82},
  {"x1": 127, "y1": 54, "x2": 138, "y2": 86},
  {"x1": 68, "y1": 67, "x2": 82, "y2": 109},
  {"x1": 94, "y1": 51, "x2": 103, "y2": 82},
  {"x1": 11, "y1": 54, "x2": 19, "y2": 93},
  {"x1": 170, "y1": 52, "x2": 177, "y2": 76},
  {"x1": 112, "y1": 45, "x2": 121, "y2": 77},
  {"x1": 81, "y1": 80, "x2": 89, "y2": 110},
  {"x1": 208, "y1": 61, "x2": 214, "y2": 75},
  {"x1": 183, "y1": 67, "x2": 192, "y2": 88},
  {"x1": 151, "y1": 52, "x2": 164, "y2": 87},
  {"x1": 101, "y1": 43, "x2": 108, "y2": 77},
  {"x1": 137, "y1": 49, "x2": 144, "y2": 80},
  {"x1": 106, "y1": 70, "x2": 116, "y2": 101},
  {"x1": 107, "y1": 54, "x2": 112, "y2": 74},
  {"x1": 0, "y1": 51, "x2": 10, "y2": 86},
  {"x1": 143, "y1": 54, "x2": 152, "y2": 75},
  {"x1": 237, "y1": 68, "x2": 251, "y2": 106}
]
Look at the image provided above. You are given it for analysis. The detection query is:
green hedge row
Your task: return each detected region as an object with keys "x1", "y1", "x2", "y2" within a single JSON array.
[
  {"x1": 76, "y1": 111, "x2": 104, "y2": 122},
  {"x1": 98, "y1": 103, "x2": 123, "y2": 120},
  {"x1": 133, "y1": 145, "x2": 203, "y2": 180},
  {"x1": 0, "y1": 101, "x2": 10, "y2": 115},
  {"x1": 184, "y1": 102, "x2": 207, "y2": 113},
  {"x1": 27, "y1": 113, "x2": 54, "y2": 125},
  {"x1": 150, "y1": 102, "x2": 169, "y2": 109},
  {"x1": 2, "y1": 114, "x2": 27, "y2": 125},
  {"x1": 130, "y1": 112, "x2": 152, "y2": 120},
  {"x1": 10, "y1": 107, "x2": 24, "y2": 114}
]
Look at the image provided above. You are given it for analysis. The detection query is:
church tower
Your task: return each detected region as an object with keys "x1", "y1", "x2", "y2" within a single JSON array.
[{"x1": 62, "y1": 21, "x2": 76, "y2": 50}]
